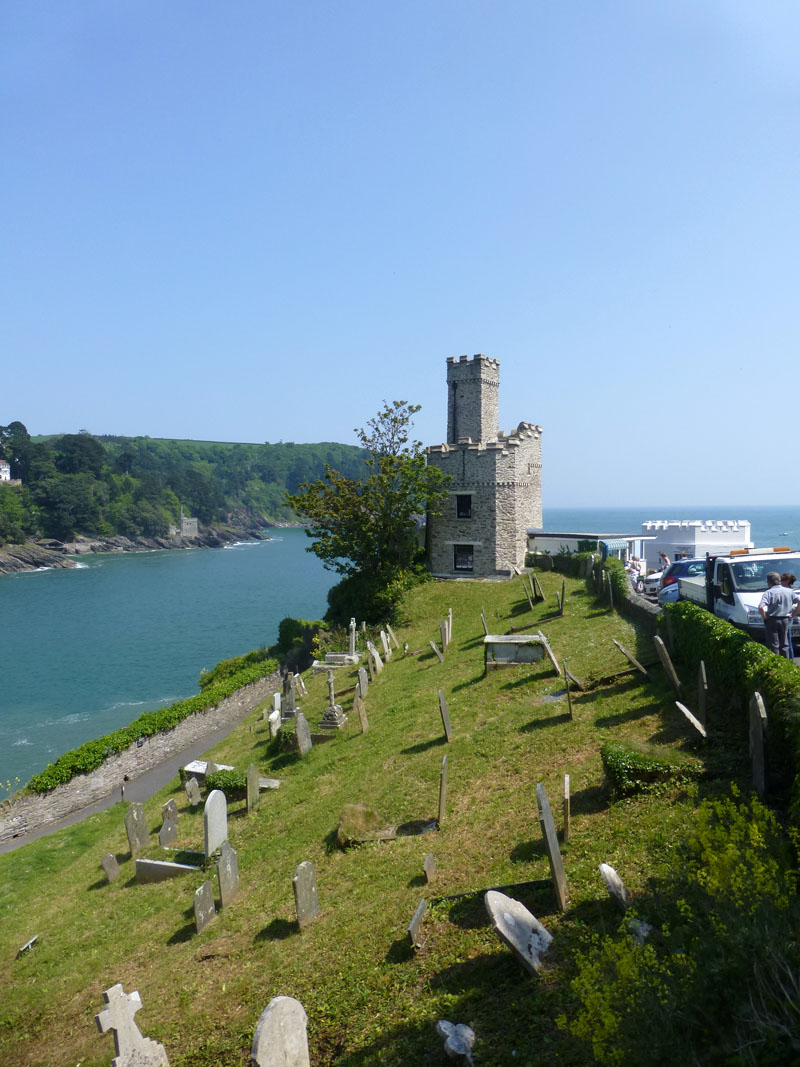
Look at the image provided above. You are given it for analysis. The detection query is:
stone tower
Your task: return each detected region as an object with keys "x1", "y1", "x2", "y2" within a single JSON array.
[{"x1": 427, "y1": 355, "x2": 542, "y2": 578}]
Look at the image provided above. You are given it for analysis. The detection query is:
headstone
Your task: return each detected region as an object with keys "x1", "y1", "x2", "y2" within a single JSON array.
[
  {"x1": 536, "y1": 630, "x2": 560, "y2": 674},
  {"x1": 268, "y1": 709, "x2": 281, "y2": 738},
  {"x1": 386, "y1": 623, "x2": 400, "y2": 650},
  {"x1": 194, "y1": 881, "x2": 216, "y2": 933},
  {"x1": 161, "y1": 799, "x2": 178, "y2": 824},
  {"x1": 295, "y1": 712, "x2": 312, "y2": 757},
  {"x1": 273, "y1": 691, "x2": 282, "y2": 716},
  {"x1": 246, "y1": 763, "x2": 260, "y2": 813},
  {"x1": 440, "y1": 619, "x2": 448, "y2": 653},
  {"x1": 367, "y1": 641, "x2": 384, "y2": 673},
  {"x1": 357, "y1": 667, "x2": 369, "y2": 699},
  {"x1": 203, "y1": 789, "x2": 228, "y2": 859},
  {"x1": 354, "y1": 693, "x2": 369, "y2": 733},
  {"x1": 295, "y1": 674, "x2": 307, "y2": 698},
  {"x1": 654, "y1": 635, "x2": 682, "y2": 696},
  {"x1": 555, "y1": 591, "x2": 562, "y2": 613},
  {"x1": 438, "y1": 690, "x2": 453, "y2": 742},
  {"x1": 480, "y1": 609, "x2": 488, "y2": 636},
  {"x1": 563, "y1": 662, "x2": 573, "y2": 719},
  {"x1": 599, "y1": 862, "x2": 628, "y2": 909},
  {"x1": 560, "y1": 578, "x2": 566, "y2": 616},
  {"x1": 135, "y1": 858, "x2": 201, "y2": 883},
  {"x1": 124, "y1": 803, "x2": 150, "y2": 857},
  {"x1": 536, "y1": 782, "x2": 568, "y2": 911},
  {"x1": 438, "y1": 754, "x2": 448, "y2": 825},
  {"x1": 292, "y1": 860, "x2": 320, "y2": 928},
  {"x1": 184, "y1": 777, "x2": 201, "y2": 807},
  {"x1": 287, "y1": 675, "x2": 297, "y2": 713},
  {"x1": 158, "y1": 819, "x2": 178, "y2": 848},
  {"x1": 96, "y1": 983, "x2": 170, "y2": 1067},
  {"x1": 750, "y1": 691, "x2": 768, "y2": 799},
  {"x1": 533, "y1": 572, "x2": 545, "y2": 600},
  {"x1": 380, "y1": 630, "x2": 392, "y2": 660},
  {"x1": 563, "y1": 774, "x2": 570, "y2": 842},
  {"x1": 564, "y1": 665, "x2": 585, "y2": 690},
  {"x1": 17, "y1": 935, "x2": 38, "y2": 957},
  {"x1": 217, "y1": 840, "x2": 240, "y2": 907},
  {"x1": 484, "y1": 890, "x2": 553, "y2": 975},
  {"x1": 448, "y1": 607, "x2": 453, "y2": 645},
  {"x1": 102, "y1": 853, "x2": 121, "y2": 883},
  {"x1": 697, "y1": 661, "x2": 708, "y2": 728},
  {"x1": 436, "y1": 1020, "x2": 475, "y2": 1065},
  {"x1": 612, "y1": 638, "x2": 650, "y2": 678},
  {"x1": 349, "y1": 617, "x2": 357, "y2": 657},
  {"x1": 675, "y1": 701, "x2": 707, "y2": 738},
  {"x1": 430, "y1": 640, "x2": 444, "y2": 663},
  {"x1": 522, "y1": 578, "x2": 534, "y2": 610},
  {"x1": 423, "y1": 853, "x2": 436, "y2": 883},
  {"x1": 366, "y1": 649, "x2": 375, "y2": 681},
  {"x1": 408, "y1": 898, "x2": 427, "y2": 948},
  {"x1": 608, "y1": 573, "x2": 614, "y2": 610},
  {"x1": 251, "y1": 996, "x2": 310, "y2": 1067}
]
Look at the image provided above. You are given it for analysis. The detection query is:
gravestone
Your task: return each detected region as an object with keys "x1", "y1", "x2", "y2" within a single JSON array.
[
  {"x1": 295, "y1": 712, "x2": 313, "y2": 757},
  {"x1": 101, "y1": 853, "x2": 121, "y2": 883},
  {"x1": 194, "y1": 881, "x2": 216, "y2": 933},
  {"x1": 429, "y1": 640, "x2": 444, "y2": 663},
  {"x1": 612, "y1": 638, "x2": 650, "y2": 678},
  {"x1": 251, "y1": 996, "x2": 310, "y2": 1067},
  {"x1": 675, "y1": 701, "x2": 707, "y2": 738},
  {"x1": 135, "y1": 858, "x2": 200, "y2": 883},
  {"x1": 292, "y1": 861, "x2": 320, "y2": 928},
  {"x1": 480, "y1": 609, "x2": 488, "y2": 636},
  {"x1": 563, "y1": 774, "x2": 571, "y2": 843},
  {"x1": 367, "y1": 641, "x2": 383, "y2": 673},
  {"x1": 536, "y1": 630, "x2": 560, "y2": 674},
  {"x1": 522, "y1": 578, "x2": 534, "y2": 609},
  {"x1": 438, "y1": 689, "x2": 453, "y2": 742},
  {"x1": 184, "y1": 777, "x2": 201, "y2": 807},
  {"x1": 295, "y1": 673, "x2": 307, "y2": 698},
  {"x1": 440, "y1": 619, "x2": 448, "y2": 653},
  {"x1": 750, "y1": 691, "x2": 768, "y2": 800},
  {"x1": 563, "y1": 662, "x2": 573, "y2": 719},
  {"x1": 161, "y1": 799, "x2": 178, "y2": 824},
  {"x1": 268, "y1": 709, "x2": 281, "y2": 738},
  {"x1": 654, "y1": 635, "x2": 682, "y2": 697},
  {"x1": 318, "y1": 671, "x2": 346, "y2": 730},
  {"x1": 357, "y1": 667, "x2": 369, "y2": 699},
  {"x1": 423, "y1": 853, "x2": 436, "y2": 883},
  {"x1": 349, "y1": 617, "x2": 357, "y2": 657},
  {"x1": 386, "y1": 624, "x2": 400, "y2": 650},
  {"x1": 536, "y1": 782, "x2": 568, "y2": 910},
  {"x1": 246, "y1": 763, "x2": 260, "y2": 813},
  {"x1": 408, "y1": 898, "x2": 427, "y2": 948},
  {"x1": 96, "y1": 983, "x2": 169, "y2": 1067},
  {"x1": 203, "y1": 789, "x2": 228, "y2": 859},
  {"x1": 436, "y1": 1020, "x2": 475, "y2": 1065},
  {"x1": 697, "y1": 661, "x2": 708, "y2": 728},
  {"x1": 366, "y1": 649, "x2": 375, "y2": 681},
  {"x1": 599, "y1": 862, "x2": 628, "y2": 909},
  {"x1": 438, "y1": 754, "x2": 448, "y2": 826},
  {"x1": 560, "y1": 578, "x2": 566, "y2": 616},
  {"x1": 484, "y1": 890, "x2": 553, "y2": 975},
  {"x1": 448, "y1": 607, "x2": 453, "y2": 645},
  {"x1": 124, "y1": 803, "x2": 150, "y2": 857},
  {"x1": 380, "y1": 630, "x2": 391, "y2": 660},
  {"x1": 217, "y1": 840, "x2": 239, "y2": 907},
  {"x1": 158, "y1": 820, "x2": 178, "y2": 848},
  {"x1": 273, "y1": 691, "x2": 282, "y2": 716},
  {"x1": 354, "y1": 693, "x2": 369, "y2": 733}
]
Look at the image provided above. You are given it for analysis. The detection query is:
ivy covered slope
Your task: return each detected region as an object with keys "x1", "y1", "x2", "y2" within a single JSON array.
[{"x1": 0, "y1": 420, "x2": 367, "y2": 544}]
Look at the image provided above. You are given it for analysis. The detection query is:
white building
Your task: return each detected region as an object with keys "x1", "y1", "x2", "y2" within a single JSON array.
[
  {"x1": 640, "y1": 519, "x2": 753, "y2": 570},
  {"x1": 0, "y1": 460, "x2": 11, "y2": 482}
]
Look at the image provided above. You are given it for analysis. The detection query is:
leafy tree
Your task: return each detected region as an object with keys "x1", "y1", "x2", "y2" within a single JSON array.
[
  {"x1": 53, "y1": 432, "x2": 106, "y2": 478},
  {"x1": 287, "y1": 401, "x2": 450, "y2": 623}
]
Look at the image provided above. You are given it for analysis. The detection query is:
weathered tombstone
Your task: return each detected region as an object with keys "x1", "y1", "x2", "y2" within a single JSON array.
[
  {"x1": 287, "y1": 674, "x2": 297, "y2": 713},
  {"x1": 292, "y1": 860, "x2": 320, "y2": 928},
  {"x1": 533, "y1": 572, "x2": 545, "y2": 600},
  {"x1": 654, "y1": 635, "x2": 682, "y2": 697},
  {"x1": 536, "y1": 782, "x2": 568, "y2": 910},
  {"x1": 357, "y1": 667, "x2": 369, "y2": 699},
  {"x1": 217, "y1": 840, "x2": 239, "y2": 907},
  {"x1": 367, "y1": 640, "x2": 384, "y2": 673},
  {"x1": 96, "y1": 983, "x2": 169, "y2": 1066},
  {"x1": 268, "y1": 709, "x2": 281, "y2": 739},
  {"x1": 599, "y1": 862, "x2": 628, "y2": 909},
  {"x1": 354, "y1": 693, "x2": 369, "y2": 733},
  {"x1": 251, "y1": 996, "x2": 310, "y2": 1067},
  {"x1": 135, "y1": 859, "x2": 200, "y2": 883},
  {"x1": 480, "y1": 609, "x2": 488, "y2": 636},
  {"x1": 380, "y1": 630, "x2": 392, "y2": 660},
  {"x1": 430, "y1": 640, "x2": 444, "y2": 663},
  {"x1": 484, "y1": 890, "x2": 553, "y2": 975},
  {"x1": 536, "y1": 629, "x2": 560, "y2": 674},
  {"x1": 348, "y1": 617, "x2": 357, "y2": 657},
  {"x1": 408, "y1": 898, "x2": 427, "y2": 948},
  {"x1": 366, "y1": 648, "x2": 375, "y2": 681},
  {"x1": 295, "y1": 673, "x2": 307, "y2": 698},
  {"x1": 438, "y1": 689, "x2": 453, "y2": 742},
  {"x1": 295, "y1": 712, "x2": 312, "y2": 757},
  {"x1": 273, "y1": 691, "x2": 282, "y2": 716},
  {"x1": 612, "y1": 638, "x2": 650, "y2": 678},
  {"x1": 555, "y1": 590, "x2": 562, "y2": 613},
  {"x1": 564, "y1": 665, "x2": 585, "y2": 690},
  {"x1": 101, "y1": 852, "x2": 121, "y2": 883},
  {"x1": 697, "y1": 660, "x2": 708, "y2": 728},
  {"x1": 560, "y1": 578, "x2": 566, "y2": 616},
  {"x1": 522, "y1": 578, "x2": 534, "y2": 610},
  {"x1": 246, "y1": 763, "x2": 260, "y2": 813},
  {"x1": 203, "y1": 789, "x2": 228, "y2": 859},
  {"x1": 194, "y1": 881, "x2": 216, "y2": 933},
  {"x1": 436, "y1": 1020, "x2": 475, "y2": 1065},
  {"x1": 124, "y1": 803, "x2": 150, "y2": 857},
  {"x1": 386, "y1": 623, "x2": 400, "y2": 650},
  {"x1": 440, "y1": 619, "x2": 449, "y2": 653},
  {"x1": 423, "y1": 853, "x2": 436, "y2": 883},
  {"x1": 750, "y1": 691, "x2": 768, "y2": 799},
  {"x1": 563, "y1": 774, "x2": 570, "y2": 842},
  {"x1": 563, "y1": 662, "x2": 573, "y2": 720},
  {"x1": 158, "y1": 820, "x2": 178, "y2": 848},
  {"x1": 184, "y1": 776, "x2": 201, "y2": 807},
  {"x1": 448, "y1": 607, "x2": 453, "y2": 646},
  {"x1": 675, "y1": 701, "x2": 707, "y2": 738},
  {"x1": 438, "y1": 754, "x2": 448, "y2": 825},
  {"x1": 161, "y1": 799, "x2": 178, "y2": 824}
]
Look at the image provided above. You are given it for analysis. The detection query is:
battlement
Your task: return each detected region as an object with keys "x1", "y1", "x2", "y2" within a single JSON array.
[{"x1": 446, "y1": 353, "x2": 501, "y2": 370}]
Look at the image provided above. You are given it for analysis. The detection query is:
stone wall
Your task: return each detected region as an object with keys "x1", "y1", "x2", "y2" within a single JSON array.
[{"x1": 446, "y1": 354, "x2": 499, "y2": 444}]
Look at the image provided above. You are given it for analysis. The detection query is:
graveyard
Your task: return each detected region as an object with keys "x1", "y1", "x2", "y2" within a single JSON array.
[{"x1": 0, "y1": 570, "x2": 760, "y2": 1065}]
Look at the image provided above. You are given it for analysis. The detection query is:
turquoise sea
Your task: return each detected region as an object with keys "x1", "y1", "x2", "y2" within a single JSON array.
[{"x1": 2, "y1": 507, "x2": 800, "y2": 792}]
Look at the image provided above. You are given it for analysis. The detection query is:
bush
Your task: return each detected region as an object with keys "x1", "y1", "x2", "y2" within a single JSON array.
[
  {"x1": 600, "y1": 738, "x2": 702, "y2": 796},
  {"x1": 199, "y1": 647, "x2": 278, "y2": 689},
  {"x1": 325, "y1": 564, "x2": 428, "y2": 626},
  {"x1": 206, "y1": 769, "x2": 247, "y2": 797}
]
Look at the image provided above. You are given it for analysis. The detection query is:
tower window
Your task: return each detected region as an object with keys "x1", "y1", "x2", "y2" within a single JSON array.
[
  {"x1": 456, "y1": 494, "x2": 472, "y2": 519},
  {"x1": 453, "y1": 544, "x2": 474, "y2": 572}
]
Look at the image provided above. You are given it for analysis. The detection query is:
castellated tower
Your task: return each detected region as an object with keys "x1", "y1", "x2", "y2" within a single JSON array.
[{"x1": 427, "y1": 355, "x2": 542, "y2": 578}]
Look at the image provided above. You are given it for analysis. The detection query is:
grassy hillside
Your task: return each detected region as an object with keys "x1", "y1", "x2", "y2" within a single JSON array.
[{"x1": 0, "y1": 574, "x2": 748, "y2": 1066}]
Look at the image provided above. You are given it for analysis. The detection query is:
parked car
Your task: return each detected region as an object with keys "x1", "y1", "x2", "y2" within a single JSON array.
[
  {"x1": 643, "y1": 570, "x2": 664, "y2": 596},
  {"x1": 658, "y1": 581, "x2": 680, "y2": 606},
  {"x1": 660, "y1": 558, "x2": 707, "y2": 593}
]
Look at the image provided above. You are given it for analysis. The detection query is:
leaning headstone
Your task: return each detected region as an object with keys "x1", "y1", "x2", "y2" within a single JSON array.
[
  {"x1": 440, "y1": 619, "x2": 449, "y2": 653},
  {"x1": 366, "y1": 649, "x2": 375, "y2": 681},
  {"x1": 429, "y1": 640, "x2": 444, "y2": 663},
  {"x1": 251, "y1": 996, "x2": 310, "y2": 1067},
  {"x1": 438, "y1": 689, "x2": 453, "y2": 742},
  {"x1": 184, "y1": 777, "x2": 201, "y2": 808},
  {"x1": 423, "y1": 853, "x2": 436, "y2": 883},
  {"x1": 436, "y1": 1020, "x2": 475, "y2": 1065},
  {"x1": 124, "y1": 803, "x2": 150, "y2": 858},
  {"x1": 599, "y1": 862, "x2": 628, "y2": 909},
  {"x1": 367, "y1": 640, "x2": 384, "y2": 673},
  {"x1": 217, "y1": 840, "x2": 240, "y2": 907},
  {"x1": 96, "y1": 983, "x2": 169, "y2": 1066},
  {"x1": 536, "y1": 630, "x2": 560, "y2": 674},
  {"x1": 158, "y1": 820, "x2": 178, "y2": 848},
  {"x1": 292, "y1": 860, "x2": 320, "y2": 928},
  {"x1": 654, "y1": 635, "x2": 682, "y2": 697},
  {"x1": 246, "y1": 763, "x2": 260, "y2": 813},
  {"x1": 380, "y1": 630, "x2": 392, "y2": 660},
  {"x1": 563, "y1": 774, "x2": 571, "y2": 843},
  {"x1": 697, "y1": 660, "x2": 708, "y2": 728},
  {"x1": 675, "y1": 701, "x2": 707, "y2": 738},
  {"x1": 750, "y1": 691, "x2": 768, "y2": 800},
  {"x1": 563, "y1": 662, "x2": 573, "y2": 720},
  {"x1": 268, "y1": 709, "x2": 281, "y2": 739},
  {"x1": 612, "y1": 638, "x2": 650, "y2": 678},
  {"x1": 386, "y1": 623, "x2": 400, "y2": 650},
  {"x1": 161, "y1": 799, "x2": 178, "y2": 824},
  {"x1": 480, "y1": 609, "x2": 488, "y2": 636},
  {"x1": 354, "y1": 693, "x2": 369, "y2": 733},
  {"x1": 194, "y1": 881, "x2": 216, "y2": 933},
  {"x1": 203, "y1": 789, "x2": 228, "y2": 859},
  {"x1": 295, "y1": 712, "x2": 313, "y2": 757},
  {"x1": 408, "y1": 898, "x2": 427, "y2": 948},
  {"x1": 295, "y1": 673, "x2": 307, "y2": 698},
  {"x1": 135, "y1": 859, "x2": 200, "y2": 883},
  {"x1": 357, "y1": 667, "x2": 369, "y2": 699},
  {"x1": 533, "y1": 572, "x2": 545, "y2": 600},
  {"x1": 101, "y1": 853, "x2": 121, "y2": 883},
  {"x1": 484, "y1": 890, "x2": 553, "y2": 975},
  {"x1": 536, "y1": 782, "x2": 568, "y2": 910},
  {"x1": 560, "y1": 578, "x2": 566, "y2": 616},
  {"x1": 438, "y1": 754, "x2": 448, "y2": 826},
  {"x1": 522, "y1": 578, "x2": 534, "y2": 609}
]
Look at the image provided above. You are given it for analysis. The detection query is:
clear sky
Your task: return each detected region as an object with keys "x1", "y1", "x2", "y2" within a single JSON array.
[{"x1": 3, "y1": 2, "x2": 798, "y2": 506}]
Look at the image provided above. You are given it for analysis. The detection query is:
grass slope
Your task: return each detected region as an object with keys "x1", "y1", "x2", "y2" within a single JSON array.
[{"x1": 0, "y1": 575, "x2": 748, "y2": 1066}]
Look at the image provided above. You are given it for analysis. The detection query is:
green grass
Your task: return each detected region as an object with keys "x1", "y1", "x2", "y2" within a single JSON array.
[{"x1": 0, "y1": 574, "x2": 749, "y2": 1066}]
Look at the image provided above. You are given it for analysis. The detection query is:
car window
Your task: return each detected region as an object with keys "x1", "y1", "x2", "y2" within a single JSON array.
[{"x1": 687, "y1": 562, "x2": 705, "y2": 576}]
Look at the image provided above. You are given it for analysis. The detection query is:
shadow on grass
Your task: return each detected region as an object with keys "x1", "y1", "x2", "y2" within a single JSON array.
[
  {"x1": 407, "y1": 873, "x2": 427, "y2": 888},
  {"x1": 397, "y1": 818, "x2": 437, "y2": 836},
  {"x1": 508, "y1": 838, "x2": 546, "y2": 864},
  {"x1": 323, "y1": 827, "x2": 340, "y2": 854},
  {"x1": 519, "y1": 711, "x2": 571, "y2": 732},
  {"x1": 570, "y1": 783, "x2": 607, "y2": 816},
  {"x1": 255, "y1": 917, "x2": 297, "y2": 942},
  {"x1": 451, "y1": 673, "x2": 486, "y2": 693},
  {"x1": 167, "y1": 921, "x2": 196, "y2": 944},
  {"x1": 384, "y1": 936, "x2": 414, "y2": 964},
  {"x1": 498, "y1": 672, "x2": 547, "y2": 691},
  {"x1": 401, "y1": 736, "x2": 446, "y2": 756},
  {"x1": 438, "y1": 879, "x2": 553, "y2": 929},
  {"x1": 594, "y1": 702, "x2": 656, "y2": 727},
  {"x1": 460, "y1": 637, "x2": 487, "y2": 651},
  {"x1": 268, "y1": 751, "x2": 301, "y2": 772},
  {"x1": 87, "y1": 877, "x2": 108, "y2": 891}
]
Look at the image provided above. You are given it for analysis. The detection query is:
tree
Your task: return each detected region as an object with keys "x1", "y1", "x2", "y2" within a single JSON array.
[{"x1": 287, "y1": 401, "x2": 450, "y2": 623}]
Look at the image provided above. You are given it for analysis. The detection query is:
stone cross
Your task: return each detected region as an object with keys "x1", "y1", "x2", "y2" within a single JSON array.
[
  {"x1": 251, "y1": 996, "x2": 310, "y2": 1067},
  {"x1": 203, "y1": 789, "x2": 228, "y2": 859},
  {"x1": 246, "y1": 763, "x2": 260, "y2": 813},
  {"x1": 357, "y1": 667, "x2": 368, "y2": 699},
  {"x1": 750, "y1": 691, "x2": 768, "y2": 799},
  {"x1": 194, "y1": 881, "x2": 216, "y2": 933},
  {"x1": 124, "y1": 803, "x2": 150, "y2": 857},
  {"x1": 536, "y1": 782, "x2": 568, "y2": 910},
  {"x1": 327, "y1": 670, "x2": 336, "y2": 708},
  {"x1": 349, "y1": 618, "x2": 357, "y2": 657},
  {"x1": 96, "y1": 983, "x2": 169, "y2": 1066},
  {"x1": 438, "y1": 689, "x2": 452, "y2": 742},
  {"x1": 217, "y1": 841, "x2": 240, "y2": 907},
  {"x1": 654, "y1": 635, "x2": 682, "y2": 697},
  {"x1": 438, "y1": 754, "x2": 448, "y2": 825},
  {"x1": 563, "y1": 774, "x2": 570, "y2": 842},
  {"x1": 292, "y1": 860, "x2": 320, "y2": 928}
]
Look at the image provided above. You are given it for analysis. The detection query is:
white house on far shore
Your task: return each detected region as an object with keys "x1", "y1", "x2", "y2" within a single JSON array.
[{"x1": 0, "y1": 460, "x2": 11, "y2": 482}]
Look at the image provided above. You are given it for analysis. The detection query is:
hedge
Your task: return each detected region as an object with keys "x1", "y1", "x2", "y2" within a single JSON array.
[{"x1": 601, "y1": 738, "x2": 703, "y2": 796}]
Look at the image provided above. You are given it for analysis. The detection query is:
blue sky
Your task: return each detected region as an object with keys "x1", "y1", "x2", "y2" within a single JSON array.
[{"x1": 3, "y1": 2, "x2": 799, "y2": 506}]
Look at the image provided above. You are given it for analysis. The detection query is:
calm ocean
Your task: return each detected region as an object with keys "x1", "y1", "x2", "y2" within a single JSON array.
[{"x1": 2, "y1": 507, "x2": 799, "y2": 792}]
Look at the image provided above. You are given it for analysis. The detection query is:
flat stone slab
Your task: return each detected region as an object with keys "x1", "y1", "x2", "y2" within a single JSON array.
[
  {"x1": 135, "y1": 858, "x2": 201, "y2": 883},
  {"x1": 484, "y1": 634, "x2": 545, "y2": 668},
  {"x1": 181, "y1": 760, "x2": 233, "y2": 785},
  {"x1": 259, "y1": 777, "x2": 281, "y2": 790},
  {"x1": 337, "y1": 803, "x2": 397, "y2": 848},
  {"x1": 484, "y1": 890, "x2": 553, "y2": 974}
]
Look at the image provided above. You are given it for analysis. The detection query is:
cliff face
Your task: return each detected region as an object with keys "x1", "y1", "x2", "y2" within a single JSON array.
[{"x1": 0, "y1": 543, "x2": 76, "y2": 574}]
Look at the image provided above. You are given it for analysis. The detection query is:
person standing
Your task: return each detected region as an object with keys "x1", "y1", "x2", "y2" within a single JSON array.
[
  {"x1": 781, "y1": 573, "x2": 800, "y2": 659},
  {"x1": 759, "y1": 572, "x2": 798, "y2": 658}
]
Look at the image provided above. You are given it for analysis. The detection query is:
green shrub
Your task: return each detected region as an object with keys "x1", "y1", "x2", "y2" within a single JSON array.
[
  {"x1": 198, "y1": 647, "x2": 277, "y2": 689},
  {"x1": 600, "y1": 738, "x2": 702, "y2": 796},
  {"x1": 205, "y1": 769, "x2": 247, "y2": 796}
]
